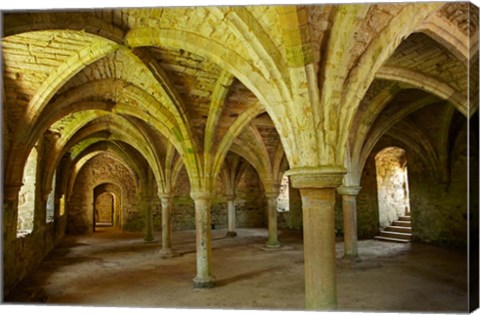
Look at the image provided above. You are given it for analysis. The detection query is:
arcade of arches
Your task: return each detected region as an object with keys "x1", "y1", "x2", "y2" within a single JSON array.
[{"x1": 1, "y1": 2, "x2": 479, "y2": 312}]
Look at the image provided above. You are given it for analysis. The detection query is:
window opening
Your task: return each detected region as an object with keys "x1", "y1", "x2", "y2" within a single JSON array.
[
  {"x1": 17, "y1": 146, "x2": 38, "y2": 237},
  {"x1": 46, "y1": 171, "x2": 56, "y2": 223},
  {"x1": 277, "y1": 174, "x2": 290, "y2": 212},
  {"x1": 59, "y1": 194, "x2": 66, "y2": 216}
]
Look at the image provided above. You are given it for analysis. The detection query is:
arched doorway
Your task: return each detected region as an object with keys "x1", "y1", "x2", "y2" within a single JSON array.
[
  {"x1": 375, "y1": 147, "x2": 412, "y2": 242},
  {"x1": 93, "y1": 183, "x2": 122, "y2": 231},
  {"x1": 95, "y1": 192, "x2": 114, "y2": 227}
]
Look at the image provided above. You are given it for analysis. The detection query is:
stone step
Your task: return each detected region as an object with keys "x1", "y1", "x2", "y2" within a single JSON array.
[
  {"x1": 385, "y1": 225, "x2": 412, "y2": 233},
  {"x1": 398, "y1": 216, "x2": 411, "y2": 221},
  {"x1": 374, "y1": 236, "x2": 411, "y2": 243},
  {"x1": 392, "y1": 220, "x2": 411, "y2": 227},
  {"x1": 379, "y1": 230, "x2": 412, "y2": 240}
]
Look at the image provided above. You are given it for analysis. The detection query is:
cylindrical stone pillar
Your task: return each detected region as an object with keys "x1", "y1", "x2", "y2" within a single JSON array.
[
  {"x1": 159, "y1": 194, "x2": 178, "y2": 258},
  {"x1": 3, "y1": 183, "x2": 22, "y2": 241},
  {"x1": 144, "y1": 170, "x2": 154, "y2": 242},
  {"x1": 337, "y1": 185, "x2": 362, "y2": 262},
  {"x1": 288, "y1": 167, "x2": 345, "y2": 310},
  {"x1": 191, "y1": 191, "x2": 215, "y2": 288},
  {"x1": 265, "y1": 192, "x2": 280, "y2": 248},
  {"x1": 226, "y1": 195, "x2": 237, "y2": 237},
  {"x1": 143, "y1": 196, "x2": 154, "y2": 242}
]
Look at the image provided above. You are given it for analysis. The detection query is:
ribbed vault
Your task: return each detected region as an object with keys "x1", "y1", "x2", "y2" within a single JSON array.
[{"x1": 2, "y1": 2, "x2": 477, "y2": 309}]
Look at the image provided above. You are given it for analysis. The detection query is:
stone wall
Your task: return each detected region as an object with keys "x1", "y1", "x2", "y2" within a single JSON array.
[
  {"x1": 408, "y1": 127, "x2": 472, "y2": 246},
  {"x1": 4, "y1": 164, "x2": 66, "y2": 297},
  {"x1": 171, "y1": 164, "x2": 267, "y2": 231},
  {"x1": 67, "y1": 154, "x2": 140, "y2": 233}
]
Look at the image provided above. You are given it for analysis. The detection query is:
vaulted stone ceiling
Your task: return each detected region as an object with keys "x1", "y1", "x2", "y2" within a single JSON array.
[{"x1": 2, "y1": 2, "x2": 478, "y2": 197}]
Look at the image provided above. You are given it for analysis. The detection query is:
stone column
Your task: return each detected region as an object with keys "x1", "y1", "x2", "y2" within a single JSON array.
[
  {"x1": 337, "y1": 185, "x2": 361, "y2": 262},
  {"x1": 225, "y1": 194, "x2": 237, "y2": 237},
  {"x1": 159, "y1": 194, "x2": 178, "y2": 258},
  {"x1": 265, "y1": 192, "x2": 280, "y2": 248},
  {"x1": 3, "y1": 183, "x2": 22, "y2": 297},
  {"x1": 3, "y1": 183, "x2": 22, "y2": 241},
  {"x1": 143, "y1": 170, "x2": 154, "y2": 242},
  {"x1": 143, "y1": 194, "x2": 154, "y2": 242},
  {"x1": 288, "y1": 167, "x2": 345, "y2": 310},
  {"x1": 191, "y1": 191, "x2": 215, "y2": 288}
]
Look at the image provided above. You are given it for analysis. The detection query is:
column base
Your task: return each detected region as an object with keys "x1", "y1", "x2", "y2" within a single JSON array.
[
  {"x1": 265, "y1": 241, "x2": 281, "y2": 248},
  {"x1": 341, "y1": 254, "x2": 362, "y2": 263},
  {"x1": 226, "y1": 231, "x2": 237, "y2": 237},
  {"x1": 159, "y1": 249, "x2": 181, "y2": 259},
  {"x1": 192, "y1": 276, "x2": 215, "y2": 288},
  {"x1": 144, "y1": 236, "x2": 155, "y2": 243}
]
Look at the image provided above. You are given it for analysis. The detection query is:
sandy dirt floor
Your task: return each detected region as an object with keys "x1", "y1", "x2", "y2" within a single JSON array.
[{"x1": 4, "y1": 228, "x2": 469, "y2": 313}]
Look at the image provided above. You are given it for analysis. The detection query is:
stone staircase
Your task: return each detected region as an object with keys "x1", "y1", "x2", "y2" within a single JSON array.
[{"x1": 374, "y1": 215, "x2": 412, "y2": 243}]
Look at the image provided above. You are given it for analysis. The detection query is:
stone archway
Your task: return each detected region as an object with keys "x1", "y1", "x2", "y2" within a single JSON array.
[
  {"x1": 93, "y1": 183, "x2": 122, "y2": 232},
  {"x1": 95, "y1": 192, "x2": 114, "y2": 227},
  {"x1": 375, "y1": 147, "x2": 411, "y2": 229}
]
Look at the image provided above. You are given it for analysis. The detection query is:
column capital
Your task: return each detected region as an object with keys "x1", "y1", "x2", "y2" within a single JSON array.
[
  {"x1": 190, "y1": 190, "x2": 214, "y2": 201},
  {"x1": 264, "y1": 191, "x2": 278, "y2": 199},
  {"x1": 337, "y1": 185, "x2": 362, "y2": 196},
  {"x1": 140, "y1": 192, "x2": 153, "y2": 201},
  {"x1": 224, "y1": 194, "x2": 236, "y2": 201},
  {"x1": 286, "y1": 166, "x2": 346, "y2": 189},
  {"x1": 158, "y1": 193, "x2": 174, "y2": 200},
  {"x1": 4, "y1": 182, "x2": 23, "y2": 201}
]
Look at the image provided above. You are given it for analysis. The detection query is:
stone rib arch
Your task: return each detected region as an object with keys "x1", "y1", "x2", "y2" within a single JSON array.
[
  {"x1": 435, "y1": 105, "x2": 457, "y2": 184},
  {"x1": 5, "y1": 83, "x2": 184, "y2": 191},
  {"x1": 230, "y1": 142, "x2": 272, "y2": 190},
  {"x1": 415, "y1": 13, "x2": 470, "y2": 63},
  {"x1": 68, "y1": 140, "x2": 146, "y2": 190},
  {"x1": 67, "y1": 150, "x2": 137, "y2": 202},
  {"x1": 7, "y1": 37, "x2": 202, "y2": 190},
  {"x1": 368, "y1": 121, "x2": 439, "y2": 182},
  {"x1": 359, "y1": 94, "x2": 442, "y2": 170},
  {"x1": 11, "y1": 31, "x2": 120, "y2": 133},
  {"x1": 219, "y1": 153, "x2": 249, "y2": 197},
  {"x1": 65, "y1": 141, "x2": 143, "y2": 201},
  {"x1": 336, "y1": 3, "x2": 443, "y2": 164},
  {"x1": 375, "y1": 66, "x2": 467, "y2": 117},
  {"x1": 58, "y1": 115, "x2": 164, "y2": 186},
  {"x1": 33, "y1": 110, "x2": 166, "y2": 205},
  {"x1": 211, "y1": 7, "x2": 292, "y2": 98},
  {"x1": 158, "y1": 142, "x2": 184, "y2": 196},
  {"x1": 41, "y1": 138, "x2": 146, "y2": 199},
  {"x1": 211, "y1": 104, "x2": 264, "y2": 179},
  {"x1": 204, "y1": 71, "x2": 235, "y2": 156},
  {"x1": 67, "y1": 147, "x2": 141, "y2": 203},
  {"x1": 170, "y1": 158, "x2": 186, "y2": 196},
  {"x1": 124, "y1": 28, "x2": 298, "y2": 166},
  {"x1": 229, "y1": 126, "x2": 278, "y2": 194},
  {"x1": 359, "y1": 122, "x2": 440, "y2": 183},
  {"x1": 3, "y1": 12, "x2": 126, "y2": 42},
  {"x1": 348, "y1": 82, "x2": 402, "y2": 183},
  {"x1": 272, "y1": 144, "x2": 288, "y2": 184}
]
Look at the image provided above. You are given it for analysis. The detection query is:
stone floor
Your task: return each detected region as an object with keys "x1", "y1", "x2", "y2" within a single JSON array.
[{"x1": 4, "y1": 228, "x2": 469, "y2": 313}]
